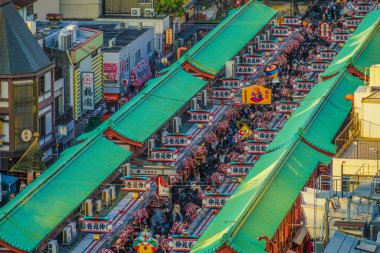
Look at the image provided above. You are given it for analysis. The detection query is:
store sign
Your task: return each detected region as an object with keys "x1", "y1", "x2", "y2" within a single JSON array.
[
  {"x1": 166, "y1": 28, "x2": 173, "y2": 45},
  {"x1": 82, "y1": 72, "x2": 95, "y2": 110},
  {"x1": 226, "y1": 162, "x2": 254, "y2": 177},
  {"x1": 162, "y1": 134, "x2": 191, "y2": 147},
  {"x1": 57, "y1": 125, "x2": 68, "y2": 136},
  {"x1": 80, "y1": 217, "x2": 112, "y2": 234},
  {"x1": 271, "y1": 26, "x2": 291, "y2": 37},
  {"x1": 210, "y1": 88, "x2": 233, "y2": 100},
  {"x1": 255, "y1": 129, "x2": 279, "y2": 141},
  {"x1": 308, "y1": 61, "x2": 330, "y2": 72},
  {"x1": 221, "y1": 78, "x2": 242, "y2": 89},
  {"x1": 188, "y1": 110, "x2": 212, "y2": 123},
  {"x1": 148, "y1": 148, "x2": 178, "y2": 162},
  {"x1": 257, "y1": 41, "x2": 278, "y2": 51},
  {"x1": 242, "y1": 85, "x2": 272, "y2": 105},
  {"x1": 331, "y1": 33, "x2": 350, "y2": 42},
  {"x1": 103, "y1": 93, "x2": 119, "y2": 101},
  {"x1": 282, "y1": 16, "x2": 301, "y2": 26},
  {"x1": 244, "y1": 141, "x2": 269, "y2": 154},
  {"x1": 156, "y1": 33, "x2": 163, "y2": 53},
  {"x1": 318, "y1": 50, "x2": 337, "y2": 60},
  {"x1": 202, "y1": 194, "x2": 230, "y2": 209},
  {"x1": 343, "y1": 18, "x2": 361, "y2": 28},
  {"x1": 356, "y1": 4, "x2": 373, "y2": 12},
  {"x1": 103, "y1": 62, "x2": 118, "y2": 81},
  {"x1": 121, "y1": 176, "x2": 150, "y2": 192},
  {"x1": 275, "y1": 101, "x2": 300, "y2": 113},
  {"x1": 320, "y1": 22, "x2": 331, "y2": 38},
  {"x1": 169, "y1": 236, "x2": 198, "y2": 252},
  {"x1": 244, "y1": 55, "x2": 265, "y2": 65},
  {"x1": 130, "y1": 59, "x2": 152, "y2": 87},
  {"x1": 236, "y1": 64, "x2": 257, "y2": 75},
  {"x1": 157, "y1": 176, "x2": 170, "y2": 197},
  {"x1": 292, "y1": 80, "x2": 317, "y2": 92}
]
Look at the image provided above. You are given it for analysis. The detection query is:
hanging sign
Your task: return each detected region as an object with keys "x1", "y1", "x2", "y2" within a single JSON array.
[
  {"x1": 331, "y1": 32, "x2": 351, "y2": 42},
  {"x1": 275, "y1": 101, "x2": 300, "y2": 114},
  {"x1": 210, "y1": 88, "x2": 234, "y2": 100},
  {"x1": 148, "y1": 148, "x2": 178, "y2": 163},
  {"x1": 243, "y1": 53, "x2": 265, "y2": 65},
  {"x1": 282, "y1": 16, "x2": 301, "y2": 26},
  {"x1": 242, "y1": 85, "x2": 272, "y2": 105},
  {"x1": 157, "y1": 176, "x2": 170, "y2": 198},
  {"x1": 236, "y1": 64, "x2": 257, "y2": 75},
  {"x1": 129, "y1": 165, "x2": 176, "y2": 176},
  {"x1": 318, "y1": 50, "x2": 338, "y2": 60},
  {"x1": 292, "y1": 79, "x2": 317, "y2": 92},
  {"x1": 130, "y1": 59, "x2": 152, "y2": 87},
  {"x1": 202, "y1": 193, "x2": 230, "y2": 209},
  {"x1": 165, "y1": 28, "x2": 173, "y2": 45},
  {"x1": 255, "y1": 129, "x2": 279, "y2": 141},
  {"x1": 80, "y1": 216, "x2": 112, "y2": 234},
  {"x1": 257, "y1": 40, "x2": 278, "y2": 51},
  {"x1": 169, "y1": 235, "x2": 198, "y2": 252},
  {"x1": 319, "y1": 22, "x2": 331, "y2": 38},
  {"x1": 271, "y1": 25, "x2": 291, "y2": 37},
  {"x1": 356, "y1": 3, "x2": 374, "y2": 12},
  {"x1": 221, "y1": 78, "x2": 243, "y2": 90},
  {"x1": 103, "y1": 62, "x2": 118, "y2": 81},
  {"x1": 121, "y1": 176, "x2": 150, "y2": 192},
  {"x1": 343, "y1": 17, "x2": 362, "y2": 28},
  {"x1": 308, "y1": 61, "x2": 330, "y2": 72},
  {"x1": 244, "y1": 141, "x2": 269, "y2": 154},
  {"x1": 162, "y1": 133, "x2": 191, "y2": 147},
  {"x1": 226, "y1": 162, "x2": 254, "y2": 177},
  {"x1": 82, "y1": 72, "x2": 95, "y2": 111},
  {"x1": 188, "y1": 110, "x2": 212, "y2": 123}
]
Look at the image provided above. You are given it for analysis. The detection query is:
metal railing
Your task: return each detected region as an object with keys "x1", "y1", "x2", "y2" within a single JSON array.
[{"x1": 335, "y1": 114, "x2": 360, "y2": 157}]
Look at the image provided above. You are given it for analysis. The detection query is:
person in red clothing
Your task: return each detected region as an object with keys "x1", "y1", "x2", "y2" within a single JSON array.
[{"x1": 306, "y1": 239, "x2": 314, "y2": 253}]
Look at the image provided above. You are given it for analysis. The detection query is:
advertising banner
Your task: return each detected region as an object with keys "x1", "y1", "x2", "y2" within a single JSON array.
[
  {"x1": 242, "y1": 85, "x2": 272, "y2": 105},
  {"x1": 103, "y1": 62, "x2": 118, "y2": 81},
  {"x1": 130, "y1": 59, "x2": 152, "y2": 87},
  {"x1": 82, "y1": 72, "x2": 95, "y2": 110}
]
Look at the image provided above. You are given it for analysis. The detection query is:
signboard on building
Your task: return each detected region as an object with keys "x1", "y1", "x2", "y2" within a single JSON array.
[
  {"x1": 81, "y1": 72, "x2": 95, "y2": 110},
  {"x1": 188, "y1": 110, "x2": 212, "y2": 123},
  {"x1": 244, "y1": 141, "x2": 269, "y2": 154},
  {"x1": 236, "y1": 64, "x2": 257, "y2": 75},
  {"x1": 80, "y1": 216, "x2": 112, "y2": 234},
  {"x1": 148, "y1": 148, "x2": 178, "y2": 163},
  {"x1": 162, "y1": 133, "x2": 191, "y2": 147},
  {"x1": 242, "y1": 85, "x2": 272, "y2": 105},
  {"x1": 343, "y1": 17, "x2": 362, "y2": 28},
  {"x1": 319, "y1": 22, "x2": 331, "y2": 38},
  {"x1": 308, "y1": 61, "x2": 330, "y2": 72},
  {"x1": 121, "y1": 176, "x2": 150, "y2": 192},
  {"x1": 128, "y1": 164, "x2": 176, "y2": 176},
  {"x1": 257, "y1": 41, "x2": 278, "y2": 51},
  {"x1": 226, "y1": 162, "x2": 254, "y2": 177},
  {"x1": 221, "y1": 78, "x2": 243, "y2": 90},
  {"x1": 165, "y1": 29, "x2": 173, "y2": 45},
  {"x1": 103, "y1": 62, "x2": 118, "y2": 81},
  {"x1": 169, "y1": 235, "x2": 198, "y2": 252},
  {"x1": 356, "y1": 3, "x2": 374, "y2": 13},
  {"x1": 331, "y1": 32, "x2": 350, "y2": 43},
  {"x1": 243, "y1": 54, "x2": 265, "y2": 65},
  {"x1": 282, "y1": 16, "x2": 301, "y2": 26},
  {"x1": 271, "y1": 25, "x2": 291, "y2": 37},
  {"x1": 130, "y1": 59, "x2": 152, "y2": 87},
  {"x1": 156, "y1": 33, "x2": 163, "y2": 53},
  {"x1": 318, "y1": 50, "x2": 338, "y2": 61},
  {"x1": 292, "y1": 80, "x2": 317, "y2": 92},
  {"x1": 255, "y1": 129, "x2": 279, "y2": 141},
  {"x1": 275, "y1": 101, "x2": 300, "y2": 113},
  {"x1": 210, "y1": 88, "x2": 234, "y2": 100},
  {"x1": 202, "y1": 193, "x2": 230, "y2": 209}
]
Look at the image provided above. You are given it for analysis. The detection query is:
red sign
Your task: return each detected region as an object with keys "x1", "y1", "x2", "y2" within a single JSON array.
[
  {"x1": 103, "y1": 93, "x2": 119, "y2": 101},
  {"x1": 130, "y1": 59, "x2": 152, "y2": 87},
  {"x1": 103, "y1": 62, "x2": 118, "y2": 81},
  {"x1": 319, "y1": 22, "x2": 330, "y2": 38}
]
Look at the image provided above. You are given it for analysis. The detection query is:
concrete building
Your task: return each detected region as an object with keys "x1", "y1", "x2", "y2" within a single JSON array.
[
  {"x1": 0, "y1": 0, "x2": 55, "y2": 170},
  {"x1": 32, "y1": 0, "x2": 59, "y2": 21}
]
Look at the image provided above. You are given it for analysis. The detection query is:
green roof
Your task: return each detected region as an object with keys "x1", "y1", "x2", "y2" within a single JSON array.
[
  {"x1": 191, "y1": 140, "x2": 331, "y2": 253},
  {"x1": 185, "y1": 1, "x2": 277, "y2": 75},
  {"x1": 0, "y1": 136, "x2": 131, "y2": 252},
  {"x1": 322, "y1": 10, "x2": 380, "y2": 78}
]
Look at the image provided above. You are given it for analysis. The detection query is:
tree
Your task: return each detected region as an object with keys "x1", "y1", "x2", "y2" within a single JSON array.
[
  {"x1": 154, "y1": 0, "x2": 186, "y2": 18},
  {"x1": 214, "y1": 0, "x2": 235, "y2": 19}
]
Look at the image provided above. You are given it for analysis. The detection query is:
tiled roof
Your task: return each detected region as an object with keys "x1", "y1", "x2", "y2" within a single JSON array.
[{"x1": 0, "y1": 1, "x2": 51, "y2": 75}]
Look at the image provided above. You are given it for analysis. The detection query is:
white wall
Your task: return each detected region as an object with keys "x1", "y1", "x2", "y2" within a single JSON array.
[
  {"x1": 60, "y1": 0, "x2": 102, "y2": 19},
  {"x1": 33, "y1": 0, "x2": 59, "y2": 21}
]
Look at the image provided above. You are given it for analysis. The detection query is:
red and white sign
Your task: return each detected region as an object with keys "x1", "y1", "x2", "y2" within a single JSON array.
[
  {"x1": 157, "y1": 176, "x2": 170, "y2": 197},
  {"x1": 318, "y1": 50, "x2": 338, "y2": 61},
  {"x1": 103, "y1": 62, "x2": 118, "y2": 81},
  {"x1": 343, "y1": 17, "x2": 362, "y2": 28},
  {"x1": 188, "y1": 110, "x2": 212, "y2": 123},
  {"x1": 236, "y1": 64, "x2": 257, "y2": 75},
  {"x1": 292, "y1": 80, "x2": 317, "y2": 92},
  {"x1": 226, "y1": 163, "x2": 254, "y2": 177},
  {"x1": 148, "y1": 148, "x2": 178, "y2": 163},
  {"x1": 221, "y1": 78, "x2": 243, "y2": 90},
  {"x1": 80, "y1": 217, "x2": 112, "y2": 234},
  {"x1": 331, "y1": 33, "x2": 350, "y2": 42},
  {"x1": 271, "y1": 26, "x2": 291, "y2": 37},
  {"x1": 244, "y1": 141, "x2": 269, "y2": 154},
  {"x1": 103, "y1": 93, "x2": 119, "y2": 101},
  {"x1": 202, "y1": 194, "x2": 230, "y2": 209},
  {"x1": 210, "y1": 88, "x2": 233, "y2": 100},
  {"x1": 130, "y1": 59, "x2": 152, "y2": 87},
  {"x1": 243, "y1": 54, "x2": 265, "y2": 65},
  {"x1": 169, "y1": 236, "x2": 198, "y2": 252},
  {"x1": 257, "y1": 41, "x2": 278, "y2": 51},
  {"x1": 319, "y1": 22, "x2": 331, "y2": 38},
  {"x1": 282, "y1": 16, "x2": 301, "y2": 26},
  {"x1": 121, "y1": 177, "x2": 150, "y2": 192},
  {"x1": 308, "y1": 61, "x2": 330, "y2": 72},
  {"x1": 275, "y1": 101, "x2": 300, "y2": 113},
  {"x1": 162, "y1": 134, "x2": 191, "y2": 147},
  {"x1": 255, "y1": 129, "x2": 278, "y2": 141},
  {"x1": 82, "y1": 72, "x2": 95, "y2": 111}
]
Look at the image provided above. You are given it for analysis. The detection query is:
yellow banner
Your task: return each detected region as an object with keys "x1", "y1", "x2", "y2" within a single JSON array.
[
  {"x1": 166, "y1": 28, "x2": 173, "y2": 45},
  {"x1": 239, "y1": 124, "x2": 253, "y2": 139},
  {"x1": 242, "y1": 85, "x2": 272, "y2": 104}
]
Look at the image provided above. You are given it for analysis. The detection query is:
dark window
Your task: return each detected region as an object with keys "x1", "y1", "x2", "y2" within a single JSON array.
[
  {"x1": 39, "y1": 115, "x2": 46, "y2": 137},
  {"x1": 39, "y1": 76, "x2": 45, "y2": 95}
]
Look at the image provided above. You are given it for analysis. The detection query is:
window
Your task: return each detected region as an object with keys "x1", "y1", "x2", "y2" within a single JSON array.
[
  {"x1": 147, "y1": 41, "x2": 152, "y2": 54},
  {"x1": 138, "y1": 0, "x2": 151, "y2": 4},
  {"x1": 39, "y1": 75, "x2": 45, "y2": 95},
  {"x1": 39, "y1": 115, "x2": 46, "y2": 137},
  {"x1": 135, "y1": 50, "x2": 141, "y2": 65},
  {"x1": 0, "y1": 82, "x2": 8, "y2": 99},
  {"x1": 55, "y1": 96, "x2": 63, "y2": 117}
]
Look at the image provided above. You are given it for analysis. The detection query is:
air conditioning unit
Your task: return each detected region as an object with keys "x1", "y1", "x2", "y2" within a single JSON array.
[
  {"x1": 131, "y1": 8, "x2": 141, "y2": 17},
  {"x1": 191, "y1": 98, "x2": 199, "y2": 111},
  {"x1": 265, "y1": 30, "x2": 270, "y2": 40},
  {"x1": 68, "y1": 222, "x2": 77, "y2": 237},
  {"x1": 234, "y1": 56, "x2": 240, "y2": 64},
  {"x1": 148, "y1": 139, "x2": 155, "y2": 151},
  {"x1": 145, "y1": 8, "x2": 154, "y2": 17},
  {"x1": 108, "y1": 186, "x2": 116, "y2": 201},
  {"x1": 84, "y1": 199, "x2": 93, "y2": 217},
  {"x1": 62, "y1": 227, "x2": 72, "y2": 244},
  {"x1": 95, "y1": 199, "x2": 103, "y2": 213},
  {"x1": 66, "y1": 24, "x2": 78, "y2": 43},
  {"x1": 120, "y1": 22, "x2": 129, "y2": 29},
  {"x1": 48, "y1": 240, "x2": 58, "y2": 253},
  {"x1": 201, "y1": 90, "x2": 208, "y2": 108},
  {"x1": 225, "y1": 60, "x2": 236, "y2": 78},
  {"x1": 109, "y1": 38, "x2": 116, "y2": 47},
  {"x1": 173, "y1": 117, "x2": 181, "y2": 133},
  {"x1": 248, "y1": 45, "x2": 254, "y2": 55},
  {"x1": 58, "y1": 29, "x2": 72, "y2": 51},
  {"x1": 102, "y1": 189, "x2": 110, "y2": 207}
]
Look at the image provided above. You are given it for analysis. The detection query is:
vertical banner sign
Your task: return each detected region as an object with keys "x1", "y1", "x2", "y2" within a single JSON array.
[
  {"x1": 82, "y1": 72, "x2": 95, "y2": 110},
  {"x1": 275, "y1": 101, "x2": 300, "y2": 113},
  {"x1": 166, "y1": 28, "x2": 173, "y2": 45},
  {"x1": 319, "y1": 22, "x2": 330, "y2": 38},
  {"x1": 156, "y1": 33, "x2": 163, "y2": 53},
  {"x1": 169, "y1": 235, "x2": 198, "y2": 252},
  {"x1": 202, "y1": 193, "x2": 230, "y2": 208},
  {"x1": 103, "y1": 62, "x2": 118, "y2": 81},
  {"x1": 242, "y1": 85, "x2": 272, "y2": 105},
  {"x1": 80, "y1": 217, "x2": 112, "y2": 234},
  {"x1": 244, "y1": 141, "x2": 269, "y2": 154},
  {"x1": 121, "y1": 176, "x2": 149, "y2": 192},
  {"x1": 226, "y1": 162, "x2": 254, "y2": 177}
]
